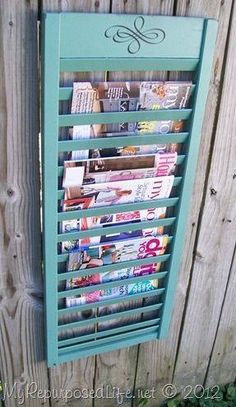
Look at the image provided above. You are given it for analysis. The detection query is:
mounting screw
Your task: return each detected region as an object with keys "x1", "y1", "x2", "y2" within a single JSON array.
[{"x1": 210, "y1": 188, "x2": 217, "y2": 195}]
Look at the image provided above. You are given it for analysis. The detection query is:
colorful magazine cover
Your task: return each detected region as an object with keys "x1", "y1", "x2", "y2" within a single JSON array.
[
  {"x1": 67, "y1": 234, "x2": 169, "y2": 271},
  {"x1": 71, "y1": 81, "x2": 140, "y2": 139},
  {"x1": 61, "y1": 175, "x2": 174, "y2": 249},
  {"x1": 61, "y1": 152, "x2": 176, "y2": 247},
  {"x1": 61, "y1": 224, "x2": 164, "y2": 251},
  {"x1": 139, "y1": 81, "x2": 192, "y2": 110},
  {"x1": 62, "y1": 152, "x2": 177, "y2": 187},
  {"x1": 69, "y1": 141, "x2": 177, "y2": 161},
  {"x1": 70, "y1": 81, "x2": 192, "y2": 160},
  {"x1": 64, "y1": 175, "x2": 174, "y2": 205},
  {"x1": 63, "y1": 153, "x2": 177, "y2": 186},
  {"x1": 66, "y1": 234, "x2": 168, "y2": 308},
  {"x1": 66, "y1": 279, "x2": 159, "y2": 308}
]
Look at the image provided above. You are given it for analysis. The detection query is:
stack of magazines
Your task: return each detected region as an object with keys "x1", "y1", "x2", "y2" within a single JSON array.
[{"x1": 59, "y1": 80, "x2": 192, "y2": 339}]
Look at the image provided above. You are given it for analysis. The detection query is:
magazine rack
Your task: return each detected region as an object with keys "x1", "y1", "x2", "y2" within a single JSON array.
[{"x1": 41, "y1": 12, "x2": 217, "y2": 366}]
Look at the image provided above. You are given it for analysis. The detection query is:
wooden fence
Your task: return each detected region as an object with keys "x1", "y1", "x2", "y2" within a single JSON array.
[{"x1": 0, "y1": 1, "x2": 236, "y2": 406}]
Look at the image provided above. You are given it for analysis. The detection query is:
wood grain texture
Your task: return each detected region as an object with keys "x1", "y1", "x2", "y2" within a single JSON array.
[
  {"x1": 41, "y1": 0, "x2": 109, "y2": 12},
  {"x1": 0, "y1": 1, "x2": 49, "y2": 406},
  {"x1": 173, "y1": 0, "x2": 236, "y2": 389},
  {"x1": 95, "y1": 346, "x2": 140, "y2": 407},
  {"x1": 204, "y1": 3, "x2": 236, "y2": 386},
  {"x1": 0, "y1": 298, "x2": 48, "y2": 407},
  {"x1": 94, "y1": 2, "x2": 174, "y2": 407},
  {"x1": 111, "y1": 0, "x2": 174, "y2": 15},
  {"x1": 206, "y1": 251, "x2": 236, "y2": 387},
  {"x1": 134, "y1": 1, "x2": 233, "y2": 405},
  {"x1": 41, "y1": 2, "x2": 110, "y2": 407}
]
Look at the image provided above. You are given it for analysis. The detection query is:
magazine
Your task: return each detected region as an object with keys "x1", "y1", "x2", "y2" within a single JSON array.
[
  {"x1": 69, "y1": 141, "x2": 177, "y2": 161},
  {"x1": 66, "y1": 235, "x2": 169, "y2": 307},
  {"x1": 66, "y1": 279, "x2": 159, "y2": 308},
  {"x1": 71, "y1": 81, "x2": 192, "y2": 131},
  {"x1": 139, "y1": 81, "x2": 192, "y2": 110},
  {"x1": 61, "y1": 80, "x2": 192, "y2": 322},
  {"x1": 62, "y1": 152, "x2": 177, "y2": 187},
  {"x1": 61, "y1": 224, "x2": 164, "y2": 251},
  {"x1": 61, "y1": 175, "x2": 174, "y2": 249},
  {"x1": 66, "y1": 234, "x2": 168, "y2": 307},
  {"x1": 67, "y1": 234, "x2": 169, "y2": 271},
  {"x1": 61, "y1": 153, "x2": 176, "y2": 247},
  {"x1": 70, "y1": 81, "x2": 192, "y2": 160},
  {"x1": 71, "y1": 81, "x2": 140, "y2": 141},
  {"x1": 64, "y1": 175, "x2": 174, "y2": 204}
]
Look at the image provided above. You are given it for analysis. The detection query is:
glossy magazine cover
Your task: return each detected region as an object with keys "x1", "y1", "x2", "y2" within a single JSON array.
[
  {"x1": 66, "y1": 234, "x2": 169, "y2": 307},
  {"x1": 70, "y1": 81, "x2": 192, "y2": 160}
]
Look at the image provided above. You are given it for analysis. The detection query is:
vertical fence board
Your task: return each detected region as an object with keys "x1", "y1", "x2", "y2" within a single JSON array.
[
  {"x1": 41, "y1": 2, "x2": 110, "y2": 407},
  {"x1": 0, "y1": 1, "x2": 49, "y2": 406},
  {"x1": 134, "y1": 1, "x2": 233, "y2": 405},
  {"x1": 173, "y1": 0, "x2": 236, "y2": 389},
  {"x1": 93, "y1": 2, "x2": 175, "y2": 407},
  {"x1": 0, "y1": 375, "x2": 3, "y2": 407},
  {"x1": 204, "y1": 3, "x2": 236, "y2": 386},
  {"x1": 206, "y1": 250, "x2": 236, "y2": 386}
]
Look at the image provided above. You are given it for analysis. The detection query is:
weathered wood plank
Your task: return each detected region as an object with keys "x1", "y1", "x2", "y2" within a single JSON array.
[
  {"x1": 206, "y1": 251, "x2": 236, "y2": 386},
  {"x1": 94, "y1": 2, "x2": 174, "y2": 407},
  {"x1": 41, "y1": 0, "x2": 108, "y2": 12},
  {"x1": 0, "y1": 1, "x2": 50, "y2": 406},
  {"x1": 173, "y1": 0, "x2": 236, "y2": 389},
  {"x1": 0, "y1": 374, "x2": 4, "y2": 407},
  {"x1": 0, "y1": 298, "x2": 48, "y2": 407},
  {"x1": 41, "y1": 2, "x2": 110, "y2": 407},
  {"x1": 204, "y1": 3, "x2": 236, "y2": 386},
  {"x1": 111, "y1": 0, "x2": 174, "y2": 15},
  {"x1": 134, "y1": 1, "x2": 233, "y2": 405}
]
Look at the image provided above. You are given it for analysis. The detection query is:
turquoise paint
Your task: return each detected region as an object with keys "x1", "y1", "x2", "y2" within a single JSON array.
[
  {"x1": 41, "y1": 12, "x2": 217, "y2": 367},
  {"x1": 41, "y1": 13, "x2": 61, "y2": 366}
]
